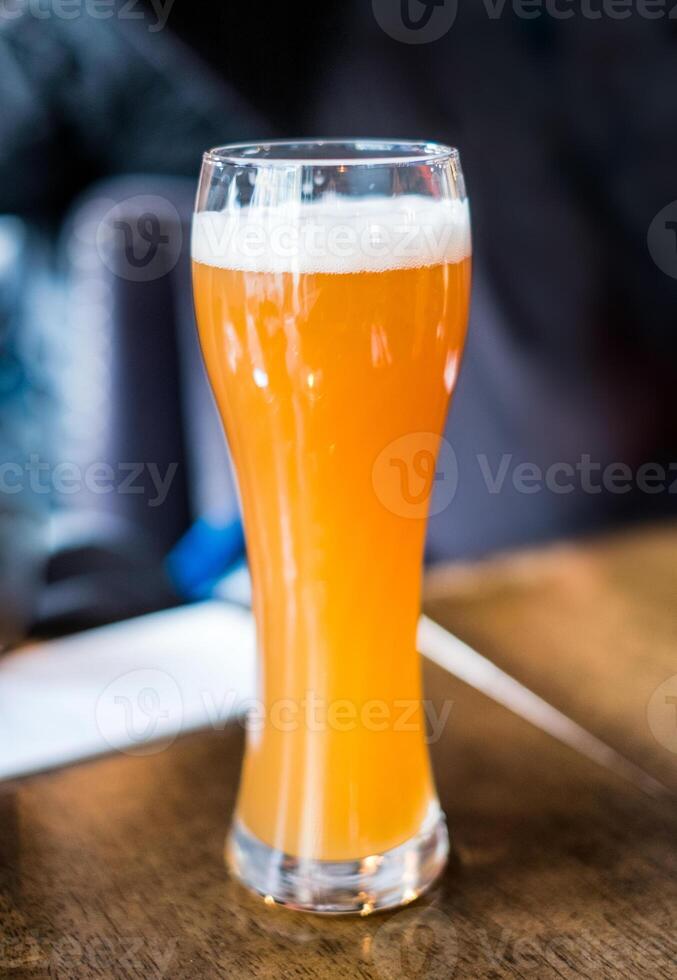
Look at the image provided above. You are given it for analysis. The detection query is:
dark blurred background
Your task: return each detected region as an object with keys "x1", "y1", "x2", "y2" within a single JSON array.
[{"x1": 2, "y1": 0, "x2": 677, "y2": 643}]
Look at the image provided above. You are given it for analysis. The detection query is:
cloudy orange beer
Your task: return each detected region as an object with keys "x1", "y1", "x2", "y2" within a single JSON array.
[{"x1": 192, "y1": 194, "x2": 471, "y2": 864}]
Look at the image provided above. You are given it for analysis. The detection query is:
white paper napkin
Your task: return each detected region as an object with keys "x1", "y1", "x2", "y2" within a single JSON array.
[{"x1": 0, "y1": 601, "x2": 256, "y2": 781}]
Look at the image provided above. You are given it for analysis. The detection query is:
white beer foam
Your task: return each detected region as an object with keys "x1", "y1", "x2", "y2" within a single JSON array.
[{"x1": 192, "y1": 195, "x2": 471, "y2": 274}]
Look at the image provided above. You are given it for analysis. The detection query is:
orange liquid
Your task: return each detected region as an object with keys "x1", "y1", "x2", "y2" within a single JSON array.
[{"x1": 193, "y1": 257, "x2": 470, "y2": 860}]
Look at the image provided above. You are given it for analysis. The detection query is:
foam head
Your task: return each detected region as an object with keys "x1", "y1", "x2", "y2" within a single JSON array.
[{"x1": 192, "y1": 195, "x2": 471, "y2": 274}]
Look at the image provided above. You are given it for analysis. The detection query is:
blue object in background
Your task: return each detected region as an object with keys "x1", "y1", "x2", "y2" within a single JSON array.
[
  {"x1": 0, "y1": 218, "x2": 52, "y2": 646},
  {"x1": 166, "y1": 515, "x2": 246, "y2": 601}
]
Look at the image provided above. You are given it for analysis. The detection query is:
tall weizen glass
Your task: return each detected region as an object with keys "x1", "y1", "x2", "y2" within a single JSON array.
[{"x1": 192, "y1": 140, "x2": 471, "y2": 913}]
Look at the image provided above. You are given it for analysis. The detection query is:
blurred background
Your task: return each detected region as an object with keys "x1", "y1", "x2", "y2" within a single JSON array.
[{"x1": 2, "y1": 0, "x2": 677, "y2": 646}]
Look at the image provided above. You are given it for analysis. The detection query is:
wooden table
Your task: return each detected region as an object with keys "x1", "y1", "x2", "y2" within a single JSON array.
[{"x1": 1, "y1": 525, "x2": 676, "y2": 978}]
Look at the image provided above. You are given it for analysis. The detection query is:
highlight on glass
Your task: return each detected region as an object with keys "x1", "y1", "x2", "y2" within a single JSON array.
[{"x1": 191, "y1": 139, "x2": 471, "y2": 913}]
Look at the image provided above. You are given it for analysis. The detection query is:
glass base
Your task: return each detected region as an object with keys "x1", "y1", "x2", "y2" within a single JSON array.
[{"x1": 226, "y1": 803, "x2": 449, "y2": 915}]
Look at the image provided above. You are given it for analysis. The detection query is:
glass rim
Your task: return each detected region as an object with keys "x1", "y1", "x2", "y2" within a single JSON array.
[{"x1": 203, "y1": 138, "x2": 460, "y2": 168}]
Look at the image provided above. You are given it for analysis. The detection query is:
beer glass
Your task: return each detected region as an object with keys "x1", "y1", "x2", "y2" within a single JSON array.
[{"x1": 192, "y1": 140, "x2": 471, "y2": 913}]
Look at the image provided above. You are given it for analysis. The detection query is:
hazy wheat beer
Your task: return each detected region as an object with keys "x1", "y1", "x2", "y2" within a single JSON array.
[{"x1": 192, "y1": 195, "x2": 471, "y2": 865}]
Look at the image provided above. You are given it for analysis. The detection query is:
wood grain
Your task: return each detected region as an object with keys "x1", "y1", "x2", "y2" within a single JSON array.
[
  {"x1": 1, "y1": 526, "x2": 676, "y2": 978},
  {"x1": 424, "y1": 522, "x2": 677, "y2": 792}
]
